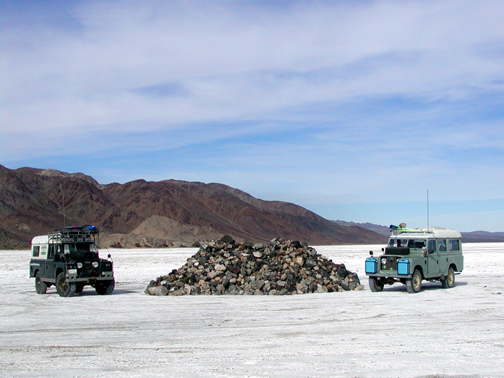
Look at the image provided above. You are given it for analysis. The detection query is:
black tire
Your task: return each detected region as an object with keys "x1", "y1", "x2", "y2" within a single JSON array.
[
  {"x1": 35, "y1": 272, "x2": 47, "y2": 294},
  {"x1": 369, "y1": 277, "x2": 384, "y2": 292},
  {"x1": 95, "y1": 279, "x2": 115, "y2": 295},
  {"x1": 406, "y1": 269, "x2": 422, "y2": 293},
  {"x1": 56, "y1": 272, "x2": 77, "y2": 297},
  {"x1": 441, "y1": 266, "x2": 455, "y2": 288}
]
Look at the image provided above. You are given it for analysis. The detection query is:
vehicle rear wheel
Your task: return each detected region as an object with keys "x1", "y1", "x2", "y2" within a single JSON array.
[
  {"x1": 369, "y1": 277, "x2": 384, "y2": 292},
  {"x1": 95, "y1": 279, "x2": 115, "y2": 295},
  {"x1": 441, "y1": 267, "x2": 455, "y2": 288},
  {"x1": 35, "y1": 272, "x2": 47, "y2": 294},
  {"x1": 406, "y1": 269, "x2": 422, "y2": 293},
  {"x1": 56, "y1": 272, "x2": 77, "y2": 297}
]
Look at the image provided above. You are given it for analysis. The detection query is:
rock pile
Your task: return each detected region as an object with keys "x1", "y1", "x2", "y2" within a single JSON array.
[{"x1": 146, "y1": 236, "x2": 363, "y2": 296}]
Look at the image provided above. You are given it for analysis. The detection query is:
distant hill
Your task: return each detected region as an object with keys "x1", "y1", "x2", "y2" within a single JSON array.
[
  {"x1": 0, "y1": 165, "x2": 386, "y2": 249},
  {"x1": 460, "y1": 231, "x2": 504, "y2": 243},
  {"x1": 333, "y1": 220, "x2": 504, "y2": 243},
  {"x1": 333, "y1": 220, "x2": 390, "y2": 236}
]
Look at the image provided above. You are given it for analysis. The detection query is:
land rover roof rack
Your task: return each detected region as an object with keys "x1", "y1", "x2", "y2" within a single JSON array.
[
  {"x1": 389, "y1": 223, "x2": 435, "y2": 236},
  {"x1": 47, "y1": 225, "x2": 99, "y2": 243},
  {"x1": 50, "y1": 225, "x2": 99, "y2": 236}
]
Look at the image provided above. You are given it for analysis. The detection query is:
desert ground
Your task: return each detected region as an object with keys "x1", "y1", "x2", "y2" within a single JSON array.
[{"x1": 1, "y1": 243, "x2": 503, "y2": 378}]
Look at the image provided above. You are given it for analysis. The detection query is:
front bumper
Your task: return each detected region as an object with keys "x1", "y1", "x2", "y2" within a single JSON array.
[
  {"x1": 366, "y1": 257, "x2": 411, "y2": 277},
  {"x1": 366, "y1": 271, "x2": 412, "y2": 279},
  {"x1": 66, "y1": 271, "x2": 114, "y2": 282}
]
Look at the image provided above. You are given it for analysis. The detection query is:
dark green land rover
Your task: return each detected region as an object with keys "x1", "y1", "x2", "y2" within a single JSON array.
[{"x1": 29, "y1": 226, "x2": 114, "y2": 297}]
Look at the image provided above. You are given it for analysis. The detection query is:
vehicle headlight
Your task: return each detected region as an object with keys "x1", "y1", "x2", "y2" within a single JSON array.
[
  {"x1": 92, "y1": 261, "x2": 99, "y2": 268},
  {"x1": 381, "y1": 258, "x2": 387, "y2": 265},
  {"x1": 77, "y1": 262, "x2": 83, "y2": 269}
]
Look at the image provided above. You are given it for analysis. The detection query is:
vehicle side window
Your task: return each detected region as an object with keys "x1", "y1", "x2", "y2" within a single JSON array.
[
  {"x1": 48, "y1": 245, "x2": 55, "y2": 259},
  {"x1": 428, "y1": 240, "x2": 436, "y2": 253},
  {"x1": 437, "y1": 239, "x2": 447, "y2": 252},
  {"x1": 449, "y1": 239, "x2": 460, "y2": 251},
  {"x1": 32, "y1": 246, "x2": 40, "y2": 257}
]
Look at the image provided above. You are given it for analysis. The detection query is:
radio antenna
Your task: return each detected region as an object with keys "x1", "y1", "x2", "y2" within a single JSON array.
[{"x1": 427, "y1": 189, "x2": 430, "y2": 230}]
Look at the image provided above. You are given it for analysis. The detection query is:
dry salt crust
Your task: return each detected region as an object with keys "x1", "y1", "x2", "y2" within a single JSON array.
[{"x1": 1, "y1": 243, "x2": 503, "y2": 378}]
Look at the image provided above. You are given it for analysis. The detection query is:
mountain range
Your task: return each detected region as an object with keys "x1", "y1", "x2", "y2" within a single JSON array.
[
  {"x1": 0, "y1": 165, "x2": 387, "y2": 249},
  {"x1": 333, "y1": 220, "x2": 504, "y2": 243},
  {"x1": 2, "y1": 165, "x2": 501, "y2": 249}
]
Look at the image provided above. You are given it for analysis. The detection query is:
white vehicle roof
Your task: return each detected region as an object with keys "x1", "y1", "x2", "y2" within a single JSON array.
[
  {"x1": 390, "y1": 227, "x2": 461, "y2": 239},
  {"x1": 31, "y1": 235, "x2": 49, "y2": 244}
]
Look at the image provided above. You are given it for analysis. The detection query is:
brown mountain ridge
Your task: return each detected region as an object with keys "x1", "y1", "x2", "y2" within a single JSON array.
[{"x1": 0, "y1": 165, "x2": 386, "y2": 249}]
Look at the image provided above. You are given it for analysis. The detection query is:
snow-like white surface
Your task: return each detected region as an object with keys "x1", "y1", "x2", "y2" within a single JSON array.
[{"x1": 1, "y1": 243, "x2": 503, "y2": 378}]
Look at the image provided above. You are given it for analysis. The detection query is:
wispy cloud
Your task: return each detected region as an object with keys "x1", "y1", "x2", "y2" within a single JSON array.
[{"x1": 1, "y1": 0, "x2": 503, "y2": 231}]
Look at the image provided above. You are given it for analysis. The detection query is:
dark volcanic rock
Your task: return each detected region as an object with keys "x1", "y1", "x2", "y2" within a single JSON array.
[{"x1": 145, "y1": 236, "x2": 363, "y2": 296}]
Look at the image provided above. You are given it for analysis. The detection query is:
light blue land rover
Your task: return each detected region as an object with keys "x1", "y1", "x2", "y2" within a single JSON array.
[{"x1": 365, "y1": 224, "x2": 463, "y2": 293}]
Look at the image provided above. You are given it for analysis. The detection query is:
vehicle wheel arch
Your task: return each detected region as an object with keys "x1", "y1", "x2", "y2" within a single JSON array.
[
  {"x1": 56, "y1": 272, "x2": 77, "y2": 297},
  {"x1": 441, "y1": 265, "x2": 456, "y2": 288},
  {"x1": 55, "y1": 268, "x2": 64, "y2": 279},
  {"x1": 413, "y1": 266, "x2": 424, "y2": 278},
  {"x1": 406, "y1": 268, "x2": 423, "y2": 293}
]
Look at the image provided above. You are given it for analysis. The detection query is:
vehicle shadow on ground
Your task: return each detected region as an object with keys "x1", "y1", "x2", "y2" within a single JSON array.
[
  {"x1": 76, "y1": 288, "x2": 139, "y2": 296},
  {"x1": 371, "y1": 281, "x2": 468, "y2": 293},
  {"x1": 34, "y1": 288, "x2": 140, "y2": 296}
]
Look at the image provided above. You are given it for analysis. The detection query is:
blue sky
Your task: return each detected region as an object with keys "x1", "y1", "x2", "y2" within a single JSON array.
[{"x1": 1, "y1": 0, "x2": 503, "y2": 232}]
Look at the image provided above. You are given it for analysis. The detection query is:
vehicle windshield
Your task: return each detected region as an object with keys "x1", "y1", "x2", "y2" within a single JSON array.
[
  {"x1": 64, "y1": 243, "x2": 98, "y2": 259},
  {"x1": 388, "y1": 238, "x2": 407, "y2": 247},
  {"x1": 388, "y1": 239, "x2": 426, "y2": 249}
]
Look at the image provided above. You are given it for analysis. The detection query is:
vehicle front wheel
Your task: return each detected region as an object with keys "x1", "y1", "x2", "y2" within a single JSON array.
[
  {"x1": 35, "y1": 272, "x2": 47, "y2": 294},
  {"x1": 369, "y1": 277, "x2": 384, "y2": 292},
  {"x1": 95, "y1": 279, "x2": 115, "y2": 295},
  {"x1": 406, "y1": 269, "x2": 422, "y2": 293},
  {"x1": 56, "y1": 272, "x2": 77, "y2": 297},
  {"x1": 441, "y1": 267, "x2": 455, "y2": 288}
]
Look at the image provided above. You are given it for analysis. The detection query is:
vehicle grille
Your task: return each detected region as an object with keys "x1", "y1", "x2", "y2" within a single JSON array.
[
  {"x1": 381, "y1": 256, "x2": 398, "y2": 270},
  {"x1": 81, "y1": 262, "x2": 98, "y2": 277}
]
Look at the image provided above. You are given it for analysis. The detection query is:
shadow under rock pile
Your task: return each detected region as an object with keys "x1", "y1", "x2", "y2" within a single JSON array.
[{"x1": 145, "y1": 236, "x2": 363, "y2": 296}]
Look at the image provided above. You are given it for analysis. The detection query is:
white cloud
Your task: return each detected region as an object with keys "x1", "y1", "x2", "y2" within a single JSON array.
[
  {"x1": 1, "y1": 0, "x2": 503, "y2": 230},
  {"x1": 3, "y1": 0, "x2": 504, "y2": 135}
]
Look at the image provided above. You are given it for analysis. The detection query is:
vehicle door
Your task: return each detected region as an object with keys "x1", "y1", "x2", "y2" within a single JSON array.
[
  {"x1": 434, "y1": 239, "x2": 448, "y2": 276},
  {"x1": 47, "y1": 244, "x2": 66, "y2": 280},
  {"x1": 425, "y1": 239, "x2": 441, "y2": 277},
  {"x1": 45, "y1": 244, "x2": 57, "y2": 280}
]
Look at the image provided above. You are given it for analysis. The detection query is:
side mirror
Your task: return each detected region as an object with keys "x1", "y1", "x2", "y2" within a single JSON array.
[
  {"x1": 108, "y1": 254, "x2": 112, "y2": 259},
  {"x1": 369, "y1": 251, "x2": 374, "y2": 256},
  {"x1": 381, "y1": 248, "x2": 384, "y2": 252}
]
